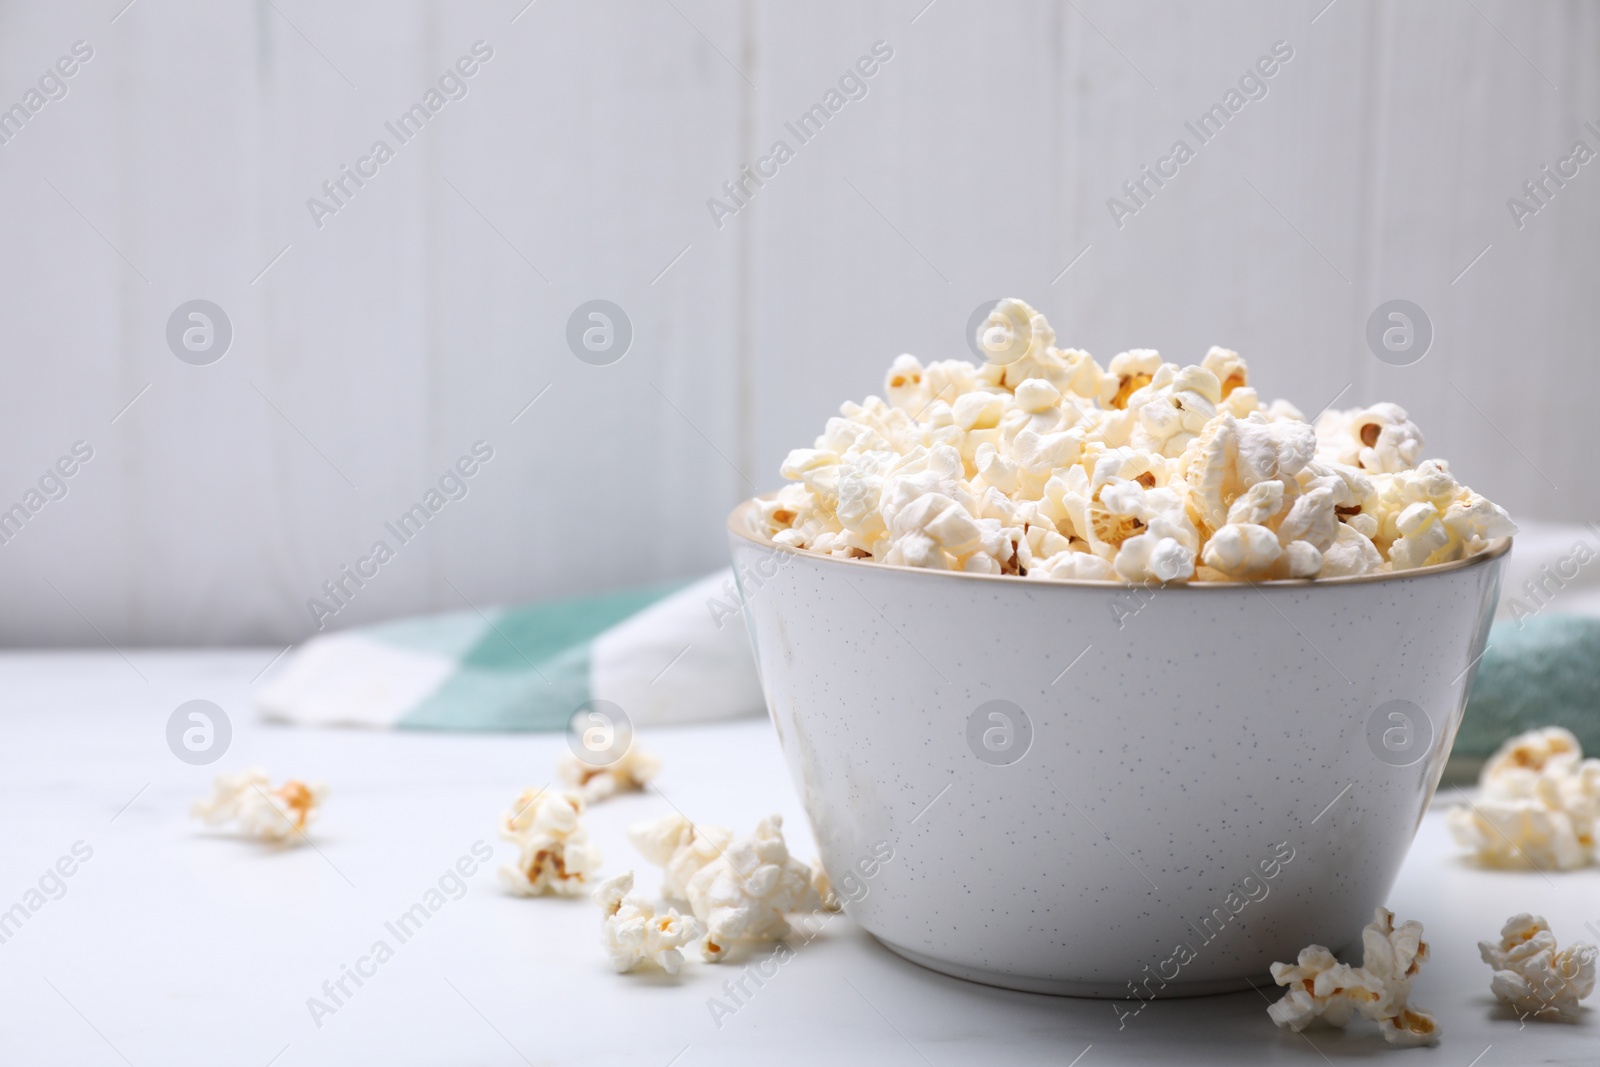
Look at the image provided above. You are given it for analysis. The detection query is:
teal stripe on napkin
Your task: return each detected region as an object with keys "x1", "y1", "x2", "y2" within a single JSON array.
[{"x1": 396, "y1": 581, "x2": 686, "y2": 731}]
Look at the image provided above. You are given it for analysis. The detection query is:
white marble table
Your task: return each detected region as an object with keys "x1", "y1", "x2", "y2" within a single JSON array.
[{"x1": 0, "y1": 650, "x2": 1593, "y2": 1066}]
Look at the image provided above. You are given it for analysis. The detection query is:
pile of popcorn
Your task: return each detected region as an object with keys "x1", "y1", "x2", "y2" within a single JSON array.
[
  {"x1": 491, "y1": 743, "x2": 838, "y2": 974},
  {"x1": 1448, "y1": 726, "x2": 1600, "y2": 871},
  {"x1": 761, "y1": 298, "x2": 1514, "y2": 582}
]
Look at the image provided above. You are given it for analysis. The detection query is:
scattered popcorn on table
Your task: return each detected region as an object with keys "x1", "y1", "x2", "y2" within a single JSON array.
[
  {"x1": 759, "y1": 298, "x2": 1513, "y2": 582},
  {"x1": 1268, "y1": 907, "x2": 1440, "y2": 1047},
  {"x1": 1479, "y1": 913, "x2": 1597, "y2": 1022},
  {"x1": 593, "y1": 871, "x2": 703, "y2": 976},
  {"x1": 191, "y1": 769, "x2": 326, "y2": 844},
  {"x1": 682, "y1": 815, "x2": 830, "y2": 961},
  {"x1": 630, "y1": 813, "x2": 735, "y2": 902},
  {"x1": 557, "y1": 743, "x2": 660, "y2": 804},
  {"x1": 1447, "y1": 727, "x2": 1600, "y2": 871},
  {"x1": 498, "y1": 789, "x2": 602, "y2": 897}
]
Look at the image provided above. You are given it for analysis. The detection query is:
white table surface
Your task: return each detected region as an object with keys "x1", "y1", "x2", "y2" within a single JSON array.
[{"x1": 0, "y1": 650, "x2": 1594, "y2": 1067}]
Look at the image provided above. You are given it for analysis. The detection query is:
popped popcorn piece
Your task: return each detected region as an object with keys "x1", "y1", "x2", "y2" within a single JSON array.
[
  {"x1": 557, "y1": 744, "x2": 660, "y2": 804},
  {"x1": 1225, "y1": 479, "x2": 1285, "y2": 527},
  {"x1": 191, "y1": 769, "x2": 326, "y2": 844},
  {"x1": 1360, "y1": 907, "x2": 1441, "y2": 1047},
  {"x1": 1107, "y1": 349, "x2": 1163, "y2": 409},
  {"x1": 499, "y1": 790, "x2": 602, "y2": 896},
  {"x1": 1013, "y1": 376, "x2": 1062, "y2": 415},
  {"x1": 759, "y1": 299, "x2": 1513, "y2": 584},
  {"x1": 1315, "y1": 402, "x2": 1424, "y2": 473},
  {"x1": 1317, "y1": 523, "x2": 1384, "y2": 578},
  {"x1": 1127, "y1": 363, "x2": 1222, "y2": 457},
  {"x1": 1277, "y1": 487, "x2": 1338, "y2": 553},
  {"x1": 1179, "y1": 413, "x2": 1243, "y2": 535},
  {"x1": 1267, "y1": 907, "x2": 1440, "y2": 1047},
  {"x1": 1448, "y1": 727, "x2": 1600, "y2": 871},
  {"x1": 1202, "y1": 345, "x2": 1250, "y2": 399},
  {"x1": 1268, "y1": 944, "x2": 1384, "y2": 1030},
  {"x1": 1235, "y1": 413, "x2": 1318, "y2": 488},
  {"x1": 593, "y1": 871, "x2": 703, "y2": 976},
  {"x1": 884, "y1": 354, "x2": 929, "y2": 414},
  {"x1": 1100, "y1": 481, "x2": 1198, "y2": 582},
  {"x1": 684, "y1": 815, "x2": 829, "y2": 961},
  {"x1": 1200, "y1": 523, "x2": 1282, "y2": 579},
  {"x1": 1283, "y1": 539, "x2": 1323, "y2": 579},
  {"x1": 1029, "y1": 548, "x2": 1117, "y2": 581},
  {"x1": 1298, "y1": 457, "x2": 1374, "y2": 511},
  {"x1": 629, "y1": 813, "x2": 735, "y2": 902},
  {"x1": 975, "y1": 298, "x2": 1052, "y2": 372},
  {"x1": 1479, "y1": 913, "x2": 1597, "y2": 1021}
]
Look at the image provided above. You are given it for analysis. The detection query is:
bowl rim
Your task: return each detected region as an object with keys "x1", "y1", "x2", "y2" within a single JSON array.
[{"x1": 726, "y1": 497, "x2": 1512, "y2": 590}]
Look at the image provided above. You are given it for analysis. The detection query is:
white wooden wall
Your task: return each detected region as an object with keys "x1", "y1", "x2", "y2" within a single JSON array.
[{"x1": 0, "y1": 0, "x2": 1592, "y2": 646}]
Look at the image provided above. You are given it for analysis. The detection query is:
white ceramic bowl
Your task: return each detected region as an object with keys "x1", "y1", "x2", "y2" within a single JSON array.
[{"x1": 728, "y1": 501, "x2": 1509, "y2": 997}]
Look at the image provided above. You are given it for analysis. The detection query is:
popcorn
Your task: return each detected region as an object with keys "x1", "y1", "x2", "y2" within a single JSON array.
[
  {"x1": 976, "y1": 298, "x2": 1052, "y2": 372},
  {"x1": 1479, "y1": 913, "x2": 1597, "y2": 1022},
  {"x1": 683, "y1": 815, "x2": 829, "y2": 961},
  {"x1": 1030, "y1": 549, "x2": 1117, "y2": 581},
  {"x1": 1277, "y1": 487, "x2": 1337, "y2": 553},
  {"x1": 1267, "y1": 944, "x2": 1384, "y2": 1030},
  {"x1": 1225, "y1": 479, "x2": 1285, "y2": 527},
  {"x1": 191, "y1": 769, "x2": 326, "y2": 844},
  {"x1": 1107, "y1": 349, "x2": 1163, "y2": 409},
  {"x1": 1267, "y1": 907, "x2": 1440, "y2": 1047},
  {"x1": 499, "y1": 790, "x2": 603, "y2": 896},
  {"x1": 1315, "y1": 403, "x2": 1424, "y2": 473},
  {"x1": 1359, "y1": 908, "x2": 1441, "y2": 1047},
  {"x1": 884, "y1": 354, "x2": 929, "y2": 413},
  {"x1": 760, "y1": 299, "x2": 1513, "y2": 583},
  {"x1": 557, "y1": 744, "x2": 660, "y2": 804},
  {"x1": 1283, "y1": 539, "x2": 1323, "y2": 579},
  {"x1": 1127, "y1": 363, "x2": 1222, "y2": 457},
  {"x1": 1013, "y1": 377, "x2": 1062, "y2": 414},
  {"x1": 1234, "y1": 414, "x2": 1317, "y2": 489},
  {"x1": 1318, "y1": 523, "x2": 1385, "y2": 578},
  {"x1": 593, "y1": 871, "x2": 703, "y2": 976},
  {"x1": 1201, "y1": 523, "x2": 1283, "y2": 579},
  {"x1": 1448, "y1": 727, "x2": 1600, "y2": 871},
  {"x1": 1099, "y1": 480, "x2": 1198, "y2": 582},
  {"x1": 629, "y1": 813, "x2": 734, "y2": 902}
]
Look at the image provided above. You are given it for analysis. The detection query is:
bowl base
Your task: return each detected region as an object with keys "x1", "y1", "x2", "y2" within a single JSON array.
[{"x1": 874, "y1": 936, "x2": 1271, "y2": 999}]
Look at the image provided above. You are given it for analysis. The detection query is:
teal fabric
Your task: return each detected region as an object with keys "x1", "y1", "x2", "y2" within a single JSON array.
[
  {"x1": 396, "y1": 581, "x2": 687, "y2": 731},
  {"x1": 1456, "y1": 615, "x2": 1600, "y2": 758}
]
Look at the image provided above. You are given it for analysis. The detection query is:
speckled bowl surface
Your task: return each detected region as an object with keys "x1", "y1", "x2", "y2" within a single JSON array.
[{"x1": 727, "y1": 500, "x2": 1509, "y2": 998}]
